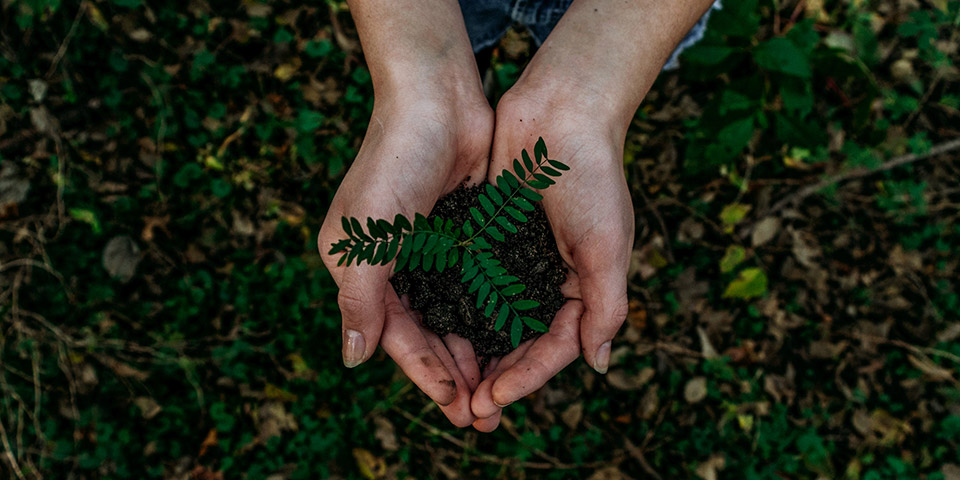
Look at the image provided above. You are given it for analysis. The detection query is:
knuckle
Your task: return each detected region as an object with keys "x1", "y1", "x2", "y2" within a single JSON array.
[
  {"x1": 337, "y1": 290, "x2": 371, "y2": 320},
  {"x1": 611, "y1": 294, "x2": 629, "y2": 324},
  {"x1": 383, "y1": 298, "x2": 409, "y2": 322}
]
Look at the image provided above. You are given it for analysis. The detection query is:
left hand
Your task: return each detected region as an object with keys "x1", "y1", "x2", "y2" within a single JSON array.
[{"x1": 470, "y1": 85, "x2": 634, "y2": 432}]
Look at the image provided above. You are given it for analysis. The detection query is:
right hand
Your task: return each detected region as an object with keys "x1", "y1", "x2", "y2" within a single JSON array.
[{"x1": 318, "y1": 91, "x2": 493, "y2": 427}]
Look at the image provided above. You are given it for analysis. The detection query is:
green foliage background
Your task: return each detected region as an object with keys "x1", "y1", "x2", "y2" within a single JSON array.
[{"x1": 1, "y1": 0, "x2": 959, "y2": 478}]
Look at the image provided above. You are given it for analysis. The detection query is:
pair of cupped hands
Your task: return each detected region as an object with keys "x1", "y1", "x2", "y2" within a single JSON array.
[{"x1": 317, "y1": 77, "x2": 634, "y2": 431}]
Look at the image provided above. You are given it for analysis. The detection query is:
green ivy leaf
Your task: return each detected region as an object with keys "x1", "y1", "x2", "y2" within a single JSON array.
[
  {"x1": 720, "y1": 245, "x2": 747, "y2": 273},
  {"x1": 722, "y1": 267, "x2": 768, "y2": 299},
  {"x1": 754, "y1": 37, "x2": 812, "y2": 78}
]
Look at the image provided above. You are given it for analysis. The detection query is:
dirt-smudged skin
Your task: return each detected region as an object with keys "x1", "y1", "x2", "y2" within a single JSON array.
[{"x1": 391, "y1": 184, "x2": 567, "y2": 360}]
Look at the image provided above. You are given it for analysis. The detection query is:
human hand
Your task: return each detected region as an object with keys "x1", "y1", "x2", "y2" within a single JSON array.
[
  {"x1": 318, "y1": 0, "x2": 500, "y2": 427},
  {"x1": 470, "y1": 86, "x2": 633, "y2": 432},
  {"x1": 318, "y1": 90, "x2": 493, "y2": 427}
]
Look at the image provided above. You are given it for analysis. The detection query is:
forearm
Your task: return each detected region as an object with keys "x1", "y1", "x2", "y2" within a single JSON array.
[
  {"x1": 513, "y1": 0, "x2": 716, "y2": 130},
  {"x1": 346, "y1": 1, "x2": 482, "y2": 99}
]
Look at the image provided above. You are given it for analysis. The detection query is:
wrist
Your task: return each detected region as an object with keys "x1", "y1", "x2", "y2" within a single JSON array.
[
  {"x1": 372, "y1": 54, "x2": 483, "y2": 104},
  {"x1": 507, "y1": 71, "x2": 634, "y2": 138}
]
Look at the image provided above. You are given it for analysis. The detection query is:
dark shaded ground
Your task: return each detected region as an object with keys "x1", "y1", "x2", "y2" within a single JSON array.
[{"x1": 1, "y1": 0, "x2": 959, "y2": 479}]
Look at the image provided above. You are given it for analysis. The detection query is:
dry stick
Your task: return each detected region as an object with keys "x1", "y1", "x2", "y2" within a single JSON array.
[
  {"x1": 766, "y1": 138, "x2": 960, "y2": 216},
  {"x1": 391, "y1": 407, "x2": 617, "y2": 470},
  {"x1": 0, "y1": 418, "x2": 26, "y2": 480},
  {"x1": 46, "y1": 1, "x2": 87, "y2": 78},
  {"x1": 844, "y1": 332, "x2": 960, "y2": 365},
  {"x1": 624, "y1": 438, "x2": 662, "y2": 480},
  {"x1": 637, "y1": 186, "x2": 675, "y2": 263}
]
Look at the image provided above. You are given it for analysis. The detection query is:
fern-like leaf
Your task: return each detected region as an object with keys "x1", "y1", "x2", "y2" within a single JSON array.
[
  {"x1": 461, "y1": 250, "x2": 543, "y2": 348},
  {"x1": 331, "y1": 213, "x2": 459, "y2": 271},
  {"x1": 461, "y1": 137, "x2": 567, "y2": 249}
]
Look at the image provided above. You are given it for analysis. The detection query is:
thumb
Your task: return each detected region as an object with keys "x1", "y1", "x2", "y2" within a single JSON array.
[
  {"x1": 577, "y1": 256, "x2": 629, "y2": 375},
  {"x1": 337, "y1": 264, "x2": 390, "y2": 368}
]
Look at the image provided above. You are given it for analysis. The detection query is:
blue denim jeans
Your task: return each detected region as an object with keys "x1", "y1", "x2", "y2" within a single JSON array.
[{"x1": 459, "y1": 0, "x2": 721, "y2": 70}]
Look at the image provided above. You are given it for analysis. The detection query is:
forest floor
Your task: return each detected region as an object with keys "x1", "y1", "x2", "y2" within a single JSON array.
[{"x1": 1, "y1": 1, "x2": 959, "y2": 479}]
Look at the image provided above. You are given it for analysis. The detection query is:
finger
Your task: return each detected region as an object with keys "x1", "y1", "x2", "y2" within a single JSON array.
[
  {"x1": 336, "y1": 264, "x2": 391, "y2": 367},
  {"x1": 490, "y1": 300, "x2": 583, "y2": 407},
  {"x1": 472, "y1": 409, "x2": 502, "y2": 433},
  {"x1": 380, "y1": 290, "x2": 458, "y2": 406},
  {"x1": 560, "y1": 270, "x2": 581, "y2": 299},
  {"x1": 482, "y1": 357, "x2": 501, "y2": 379},
  {"x1": 444, "y1": 334, "x2": 481, "y2": 391},
  {"x1": 576, "y1": 257, "x2": 629, "y2": 375},
  {"x1": 469, "y1": 335, "x2": 537, "y2": 419},
  {"x1": 425, "y1": 332, "x2": 477, "y2": 428}
]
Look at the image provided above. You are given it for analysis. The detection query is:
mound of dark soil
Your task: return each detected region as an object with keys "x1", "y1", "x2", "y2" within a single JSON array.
[{"x1": 391, "y1": 184, "x2": 566, "y2": 358}]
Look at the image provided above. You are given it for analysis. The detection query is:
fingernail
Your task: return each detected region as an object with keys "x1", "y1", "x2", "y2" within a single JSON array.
[
  {"x1": 594, "y1": 341, "x2": 611, "y2": 374},
  {"x1": 494, "y1": 399, "x2": 511, "y2": 408},
  {"x1": 343, "y1": 329, "x2": 365, "y2": 368}
]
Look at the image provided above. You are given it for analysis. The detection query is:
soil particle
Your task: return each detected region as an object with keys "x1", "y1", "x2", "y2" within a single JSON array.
[{"x1": 391, "y1": 184, "x2": 567, "y2": 360}]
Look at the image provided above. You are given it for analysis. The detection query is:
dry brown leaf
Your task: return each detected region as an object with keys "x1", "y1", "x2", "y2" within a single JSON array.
[
  {"x1": 907, "y1": 355, "x2": 955, "y2": 382},
  {"x1": 198, "y1": 428, "x2": 218, "y2": 457},
  {"x1": 134, "y1": 397, "x2": 162, "y2": 419},
  {"x1": 373, "y1": 416, "x2": 398, "y2": 452},
  {"x1": 943, "y1": 464, "x2": 960, "y2": 480},
  {"x1": 587, "y1": 466, "x2": 624, "y2": 480},
  {"x1": 695, "y1": 454, "x2": 727, "y2": 480},
  {"x1": 697, "y1": 326, "x2": 719, "y2": 359},
  {"x1": 256, "y1": 401, "x2": 298, "y2": 442},
  {"x1": 638, "y1": 385, "x2": 659, "y2": 420},
  {"x1": 751, "y1": 217, "x2": 780, "y2": 246},
  {"x1": 684, "y1": 377, "x2": 708, "y2": 403},
  {"x1": 607, "y1": 367, "x2": 655, "y2": 391},
  {"x1": 103, "y1": 235, "x2": 141, "y2": 283},
  {"x1": 561, "y1": 402, "x2": 584, "y2": 429}
]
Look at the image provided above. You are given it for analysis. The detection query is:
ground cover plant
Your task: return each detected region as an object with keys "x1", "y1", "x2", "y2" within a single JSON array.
[
  {"x1": 1, "y1": 0, "x2": 959, "y2": 479},
  {"x1": 330, "y1": 138, "x2": 568, "y2": 353}
]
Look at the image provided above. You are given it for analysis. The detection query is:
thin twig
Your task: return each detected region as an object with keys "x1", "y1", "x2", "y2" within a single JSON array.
[
  {"x1": 843, "y1": 332, "x2": 960, "y2": 365},
  {"x1": 766, "y1": 137, "x2": 960, "y2": 216},
  {"x1": 638, "y1": 186, "x2": 675, "y2": 263},
  {"x1": 624, "y1": 438, "x2": 662, "y2": 480},
  {"x1": 0, "y1": 413, "x2": 26, "y2": 480},
  {"x1": 392, "y1": 407, "x2": 617, "y2": 470},
  {"x1": 46, "y1": 1, "x2": 87, "y2": 78}
]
